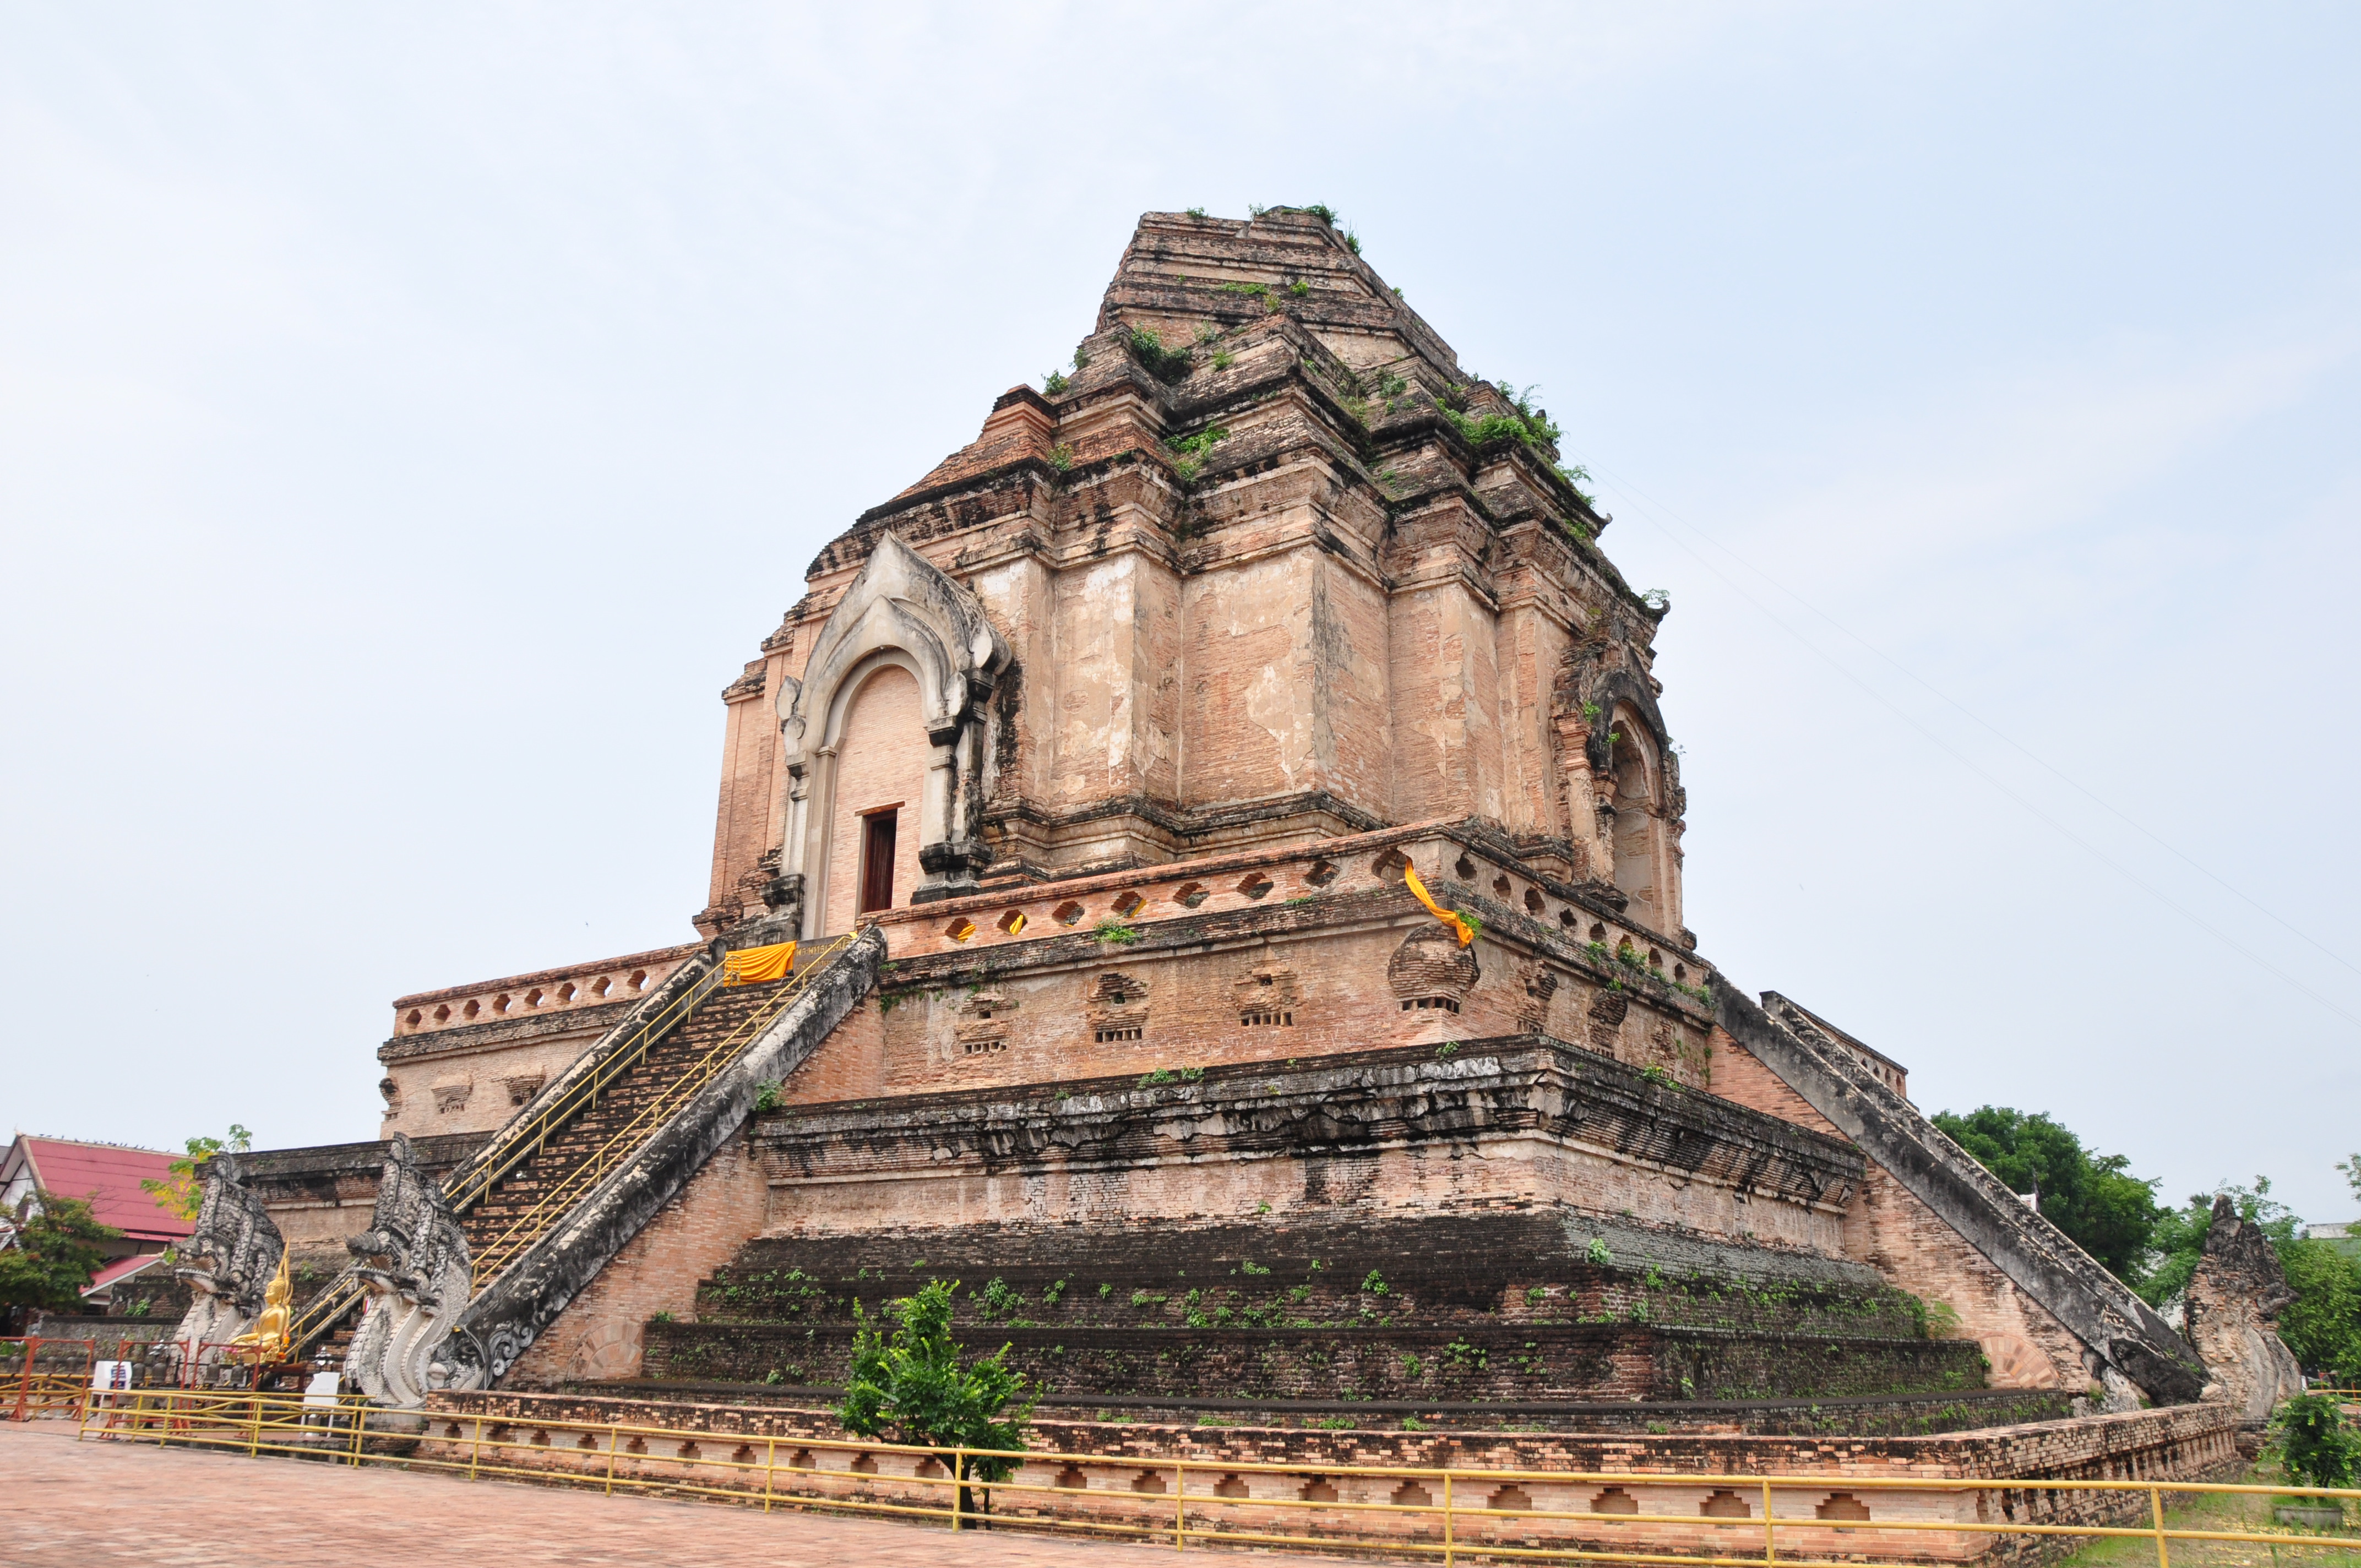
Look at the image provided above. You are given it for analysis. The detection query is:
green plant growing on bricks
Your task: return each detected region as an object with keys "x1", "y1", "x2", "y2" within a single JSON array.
[
  {"x1": 837, "y1": 1279, "x2": 1039, "y2": 1518},
  {"x1": 1124, "y1": 325, "x2": 1193, "y2": 381},
  {"x1": 1165, "y1": 424, "x2": 1230, "y2": 483}
]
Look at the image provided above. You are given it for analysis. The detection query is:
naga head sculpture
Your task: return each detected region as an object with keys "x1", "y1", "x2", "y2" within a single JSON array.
[
  {"x1": 349, "y1": 1133, "x2": 470, "y2": 1310},
  {"x1": 175, "y1": 1152, "x2": 285, "y2": 1319}
]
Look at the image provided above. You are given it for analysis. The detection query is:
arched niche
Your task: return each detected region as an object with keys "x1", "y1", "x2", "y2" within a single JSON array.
[
  {"x1": 1608, "y1": 711, "x2": 1665, "y2": 930},
  {"x1": 775, "y1": 533, "x2": 1011, "y2": 933}
]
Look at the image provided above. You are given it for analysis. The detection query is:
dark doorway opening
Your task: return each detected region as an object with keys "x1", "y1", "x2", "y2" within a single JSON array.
[{"x1": 858, "y1": 809, "x2": 899, "y2": 913}]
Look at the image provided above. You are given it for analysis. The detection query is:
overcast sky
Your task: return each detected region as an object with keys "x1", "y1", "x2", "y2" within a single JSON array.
[{"x1": 4, "y1": 5, "x2": 2355, "y2": 1223}]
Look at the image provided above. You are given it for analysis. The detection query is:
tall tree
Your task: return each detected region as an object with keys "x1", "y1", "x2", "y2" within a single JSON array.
[
  {"x1": 141, "y1": 1124, "x2": 252, "y2": 1222},
  {"x1": 1932, "y1": 1106, "x2": 2162, "y2": 1278},
  {"x1": 0, "y1": 1192, "x2": 122, "y2": 1315}
]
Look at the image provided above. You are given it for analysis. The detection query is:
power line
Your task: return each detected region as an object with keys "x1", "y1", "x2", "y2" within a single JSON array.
[{"x1": 1586, "y1": 464, "x2": 2361, "y2": 1035}]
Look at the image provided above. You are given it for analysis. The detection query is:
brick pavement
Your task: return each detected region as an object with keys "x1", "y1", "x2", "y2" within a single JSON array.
[{"x1": 0, "y1": 1418, "x2": 1372, "y2": 1566}]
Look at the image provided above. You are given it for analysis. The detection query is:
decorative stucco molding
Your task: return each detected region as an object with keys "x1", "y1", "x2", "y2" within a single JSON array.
[{"x1": 776, "y1": 532, "x2": 1012, "y2": 923}]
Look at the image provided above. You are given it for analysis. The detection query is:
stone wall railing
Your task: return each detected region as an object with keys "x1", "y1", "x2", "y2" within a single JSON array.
[{"x1": 390, "y1": 944, "x2": 702, "y2": 1038}]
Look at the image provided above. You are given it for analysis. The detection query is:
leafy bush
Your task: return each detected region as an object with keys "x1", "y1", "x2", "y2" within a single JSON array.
[
  {"x1": 1124, "y1": 325, "x2": 1193, "y2": 381},
  {"x1": 2273, "y1": 1392, "x2": 2360, "y2": 1490},
  {"x1": 838, "y1": 1280, "x2": 1038, "y2": 1495}
]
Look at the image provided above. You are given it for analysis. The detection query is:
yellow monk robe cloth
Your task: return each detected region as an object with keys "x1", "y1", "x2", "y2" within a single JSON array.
[
  {"x1": 721, "y1": 940, "x2": 796, "y2": 986},
  {"x1": 1401, "y1": 863, "x2": 1477, "y2": 947}
]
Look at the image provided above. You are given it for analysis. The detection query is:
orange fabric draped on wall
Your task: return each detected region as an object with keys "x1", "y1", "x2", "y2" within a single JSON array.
[{"x1": 721, "y1": 941, "x2": 796, "y2": 986}]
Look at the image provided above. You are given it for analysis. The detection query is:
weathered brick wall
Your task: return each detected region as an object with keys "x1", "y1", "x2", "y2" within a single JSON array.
[
  {"x1": 380, "y1": 948, "x2": 697, "y2": 1137},
  {"x1": 505, "y1": 1134, "x2": 770, "y2": 1387},
  {"x1": 415, "y1": 1387, "x2": 2244, "y2": 1564},
  {"x1": 745, "y1": 1038, "x2": 1856, "y2": 1254},
  {"x1": 641, "y1": 1319, "x2": 1987, "y2": 1405},
  {"x1": 699, "y1": 210, "x2": 1673, "y2": 910},
  {"x1": 1711, "y1": 1022, "x2": 2090, "y2": 1392},
  {"x1": 773, "y1": 995, "x2": 884, "y2": 1106},
  {"x1": 852, "y1": 827, "x2": 1715, "y2": 1103}
]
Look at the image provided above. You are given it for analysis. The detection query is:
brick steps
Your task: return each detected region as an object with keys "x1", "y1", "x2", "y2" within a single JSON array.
[
  {"x1": 459, "y1": 979, "x2": 794, "y2": 1262},
  {"x1": 689, "y1": 1213, "x2": 1933, "y2": 1342},
  {"x1": 641, "y1": 1317, "x2": 1988, "y2": 1406}
]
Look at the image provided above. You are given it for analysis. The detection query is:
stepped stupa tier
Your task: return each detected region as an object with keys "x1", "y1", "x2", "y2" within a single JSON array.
[
  {"x1": 701, "y1": 207, "x2": 1683, "y2": 940},
  {"x1": 226, "y1": 211, "x2": 2223, "y2": 1470}
]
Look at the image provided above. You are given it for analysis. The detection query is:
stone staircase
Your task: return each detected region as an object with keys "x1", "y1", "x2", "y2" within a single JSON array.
[
  {"x1": 286, "y1": 928, "x2": 883, "y2": 1390},
  {"x1": 458, "y1": 977, "x2": 813, "y2": 1285}
]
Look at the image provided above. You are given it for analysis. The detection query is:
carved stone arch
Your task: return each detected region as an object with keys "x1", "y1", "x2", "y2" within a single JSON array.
[
  {"x1": 775, "y1": 533, "x2": 1014, "y2": 929},
  {"x1": 1582, "y1": 669, "x2": 1669, "y2": 774},
  {"x1": 1592, "y1": 680, "x2": 1678, "y2": 938}
]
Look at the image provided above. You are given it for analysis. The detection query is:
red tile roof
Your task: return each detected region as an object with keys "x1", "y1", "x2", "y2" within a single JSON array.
[
  {"x1": 9, "y1": 1137, "x2": 193, "y2": 1243},
  {"x1": 83, "y1": 1253, "x2": 171, "y2": 1297}
]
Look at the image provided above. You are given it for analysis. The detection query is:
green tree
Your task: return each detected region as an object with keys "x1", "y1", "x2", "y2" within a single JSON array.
[
  {"x1": 2280, "y1": 1237, "x2": 2361, "y2": 1384},
  {"x1": 1931, "y1": 1106, "x2": 2162, "y2": 1278},
  {"x1": 2139, "y1": 1177, "x2": 2361, "y2": 1383},
  {"x1": 141, "y1": 1124, "x2": 253, "y2": 1222},
  {"x1": 0, "y1": 1192, "x2": 122, "y2": 1314},
  {"x1": 2272, "y1": 1392, "x2": 2360, "y2": 1490},
  {"x1": 837, "y1": 1280, "x2": 1038, "y2": 1521},
  {"x1": 2135, "y1": 1177, "x2": 2300, "y2": 1308}
]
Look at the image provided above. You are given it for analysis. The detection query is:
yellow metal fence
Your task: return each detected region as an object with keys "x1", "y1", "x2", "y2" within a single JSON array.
[{"x1": 73, "y1": 1388, "x2": 2361, "y2": 1565}]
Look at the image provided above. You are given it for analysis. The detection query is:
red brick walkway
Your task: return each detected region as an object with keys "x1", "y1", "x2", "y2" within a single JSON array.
[{"x1": 0, "y1": 1418, "x2": 1374, "y2": 1566}]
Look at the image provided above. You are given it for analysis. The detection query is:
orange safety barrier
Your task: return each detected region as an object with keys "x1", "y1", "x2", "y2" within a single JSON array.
[{"x1": 2, "y1": 1338, "x2": 93, "y2": 1420}]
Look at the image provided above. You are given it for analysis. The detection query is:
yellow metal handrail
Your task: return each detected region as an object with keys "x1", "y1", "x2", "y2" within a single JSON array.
[
  {"x1": 78, "y1": 1386, "x2": 2361, "y2": 1566},
  {"x1": 288, "y1": 940, "x2": 858, "y2": 1352},
  {"x1": 464, "y1": 932, "x2": 856, "y2": 1287},
  {"x1": 282, "y1": 961, "x2": 727, "y2": 1354},
  {"x1": 445, "y1": 960, "x2": 730, "y2": 1215}
]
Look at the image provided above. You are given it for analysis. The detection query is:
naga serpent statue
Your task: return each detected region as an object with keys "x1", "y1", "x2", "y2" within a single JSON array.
[{"x1": 345, "y1": 1134, "x2": 481, "y2": 1405}]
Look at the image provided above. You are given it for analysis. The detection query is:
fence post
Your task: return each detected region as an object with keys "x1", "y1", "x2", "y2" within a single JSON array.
[
  {"x1": 1175, "y1": 1459, "x2": 1186, "y2": 1551},
  {"x1": 349, "y1": 1400, "x2": 366, "y2": 1467},
  {"x1": 605, "y1": 1423, "x2": 618, "y2": 1496},
  {"x1": 247, "y1": 1390, "x2": 263, "y2": 1457},
  {"x1": 2150, "y1": 1484, "x2": 2169, "y2": 1568},
  {"x1": 950, "y1": 1448, "x2": 962, "y2": 1532},
  {"x1": 764, "y1": 1435, "x2": 775, "y2": 1513},
  {"x1": 1444, "y1": 1471, "x2": 1455, "y2": 1568},
  {"x1": 14, "y1": 1336, "x2": 35, "y2": 1422},
  {"x1": 469, "y1": 1417, "x2": 483, "y2": 1480}
]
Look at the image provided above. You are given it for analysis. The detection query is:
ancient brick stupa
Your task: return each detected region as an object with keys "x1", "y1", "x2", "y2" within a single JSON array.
[{"x1": 252, "y1": 211, "x2": 2219, "y2": 1445}]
